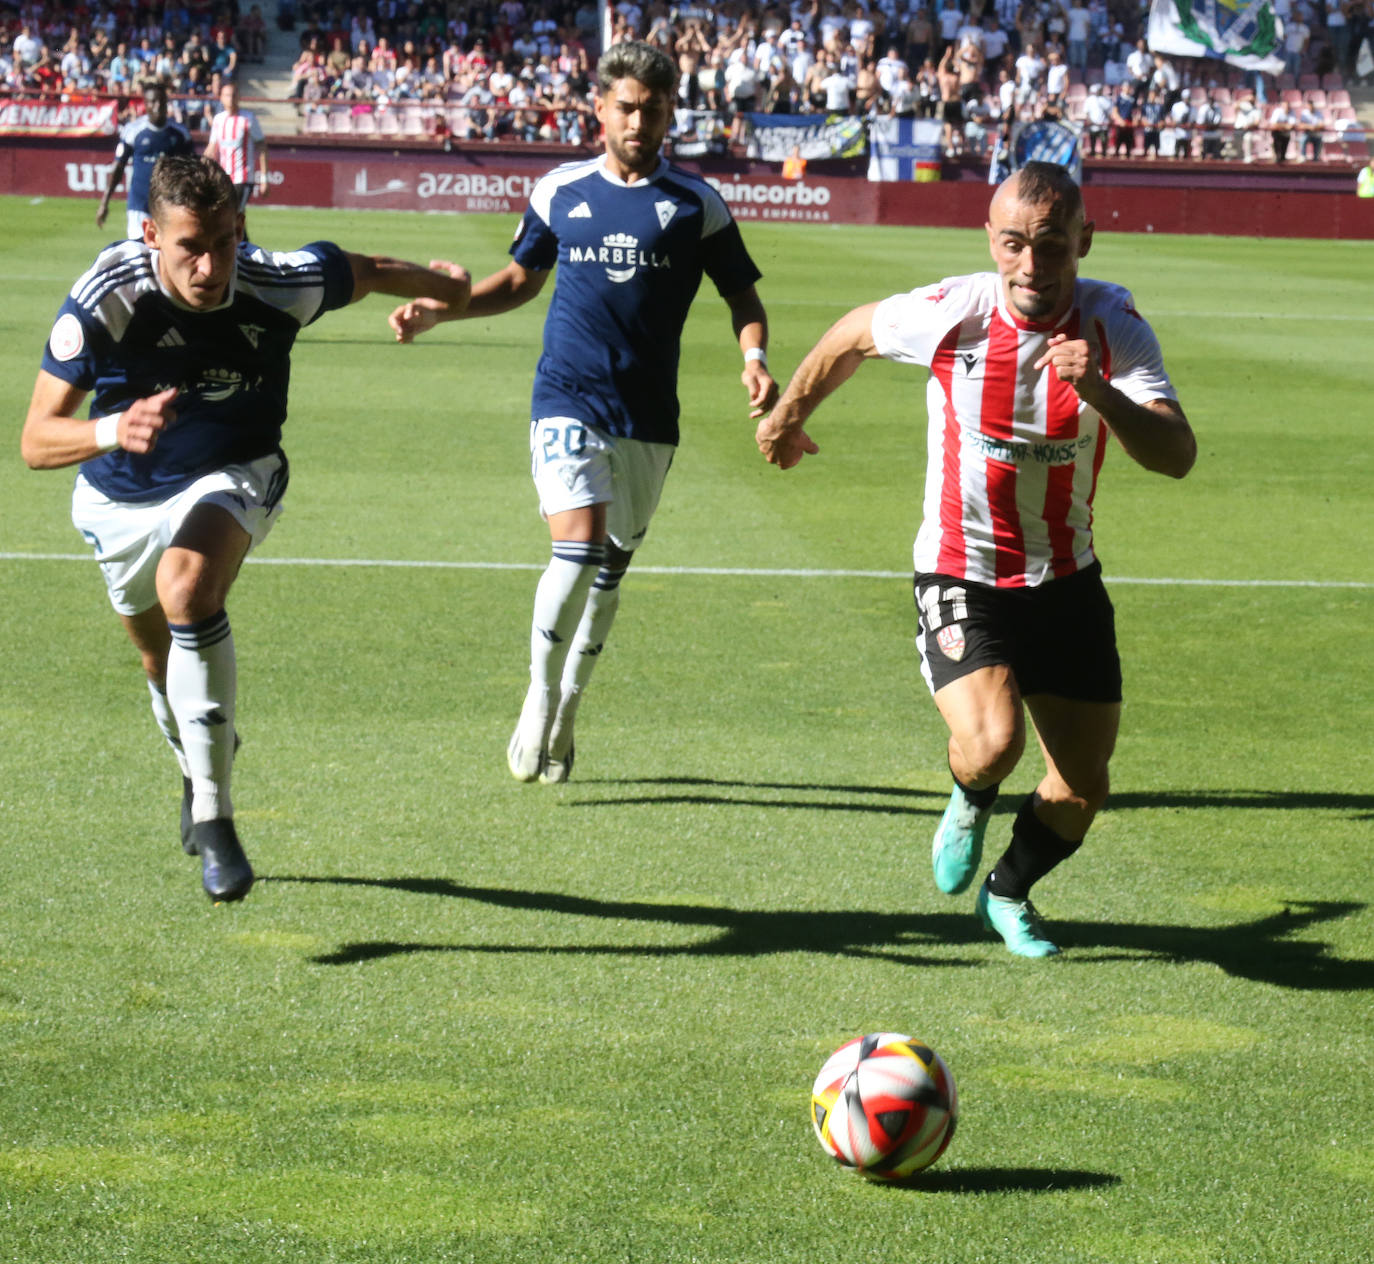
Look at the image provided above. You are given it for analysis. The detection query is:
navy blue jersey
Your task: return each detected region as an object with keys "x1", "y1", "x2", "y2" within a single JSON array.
[
  {"x1": 510, "y1": 155, "x2": 762, "y2": 445},
  {"x1": 113, "y1": 117, "x2": 194, "y2": 212},
  {"x1": 41, "y1": 238, "x2": 354, "y2": 502}
]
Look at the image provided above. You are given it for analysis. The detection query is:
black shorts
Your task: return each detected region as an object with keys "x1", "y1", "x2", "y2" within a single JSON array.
[
  {"x1": 942, "y1": 99, "x2": 963, "y2": 125},
  {"x1": 913, "y1": 562, "x2": 1122, "y2": 703}
]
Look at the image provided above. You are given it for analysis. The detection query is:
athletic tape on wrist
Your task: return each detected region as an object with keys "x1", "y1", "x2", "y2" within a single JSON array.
[
  {"x1": 94, "y1": 413, "x2": 122, "y2": 453},
  {"x1": 744, "y1": 346, "x2": 768, "y2": 367}
]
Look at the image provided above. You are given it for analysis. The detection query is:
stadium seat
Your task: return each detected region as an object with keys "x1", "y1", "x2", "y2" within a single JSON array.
[
  {"x1": 304, "y1": 111, "x2": 328, "y2": 134},
  {"x1": 1066, "y1": 82, "x2": 1086, "y2": 101},
  {"x1": 1188, "y1": 86, "x2": 1207, "y2": 105},
  {"x1": 1306, "y1": 88, "x2": 1326, "y2": 108},
  {"x1": 1220, "y1": 103, "x2": 1236, "y2": 124},
  {"x1": 377, "y1": 110, "x2": 401, "y2": 135},
  {"x1": 1211, "y1": 87, "x2": 1232, "y2": 105},
  {"x1": 1277, "y1": 73, "x2": 1297, "y2": 91},
  {"x1": 328, "y1": 110, "x2": 352, "y2": 135},
  {"x1": 401, "y1": 110, "x2": 425, "y2": 137},
  {"x1": 1065, "y1": 98, "x2": 1086, "y2": 122},
  {"x1": 1321, "y1": 72, "x2": 1344, "y2": 91},
  {"x1": 1327, "y1": 89, "x2": 1351, "y2": 108},
  {"x1": 353, "y1": 111, "x2": 377, "y2": 135},
  {"x1": 1281, "y1": 88, "x2": 1303, "y2": 106},
  {"x1": 1298, "y1": 73, "x2": 1320, "y2": 91}
]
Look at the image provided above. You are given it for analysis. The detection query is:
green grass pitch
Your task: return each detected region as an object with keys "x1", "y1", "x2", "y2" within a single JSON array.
[{"x1": 0, "y1": 195, "x2": 1370, "y2": 1263}]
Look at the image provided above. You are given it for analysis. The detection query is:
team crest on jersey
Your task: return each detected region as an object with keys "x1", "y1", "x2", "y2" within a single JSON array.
[
  {"x1": 239, "y1": 323, "x2": 266, "y2": 348},
  {"x1": 936, "y1": 624, "x2": 966, "y2": 661},
  {"x1": 654, "y1": 199, "x2": 676, "y2": 229},
  {"x1": 49, "y1": 313, "x2": 84, "y2": 361},
  {"x1": 197, "y1": 367, "x2": 246, "y2": 402},
  {"x1": 566, "y1": 232, "x2": 671, "y2": 284}
]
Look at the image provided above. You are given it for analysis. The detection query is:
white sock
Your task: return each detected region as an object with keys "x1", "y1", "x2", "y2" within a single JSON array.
[
  {"x1": 549, "y1": 558, "x2": 627, "y2": 759},
  {"x1": 146, "y1": 678, "x2": 190, "y2": 777},
  {"x1": 519, "y1": 541, "x2": 604, "y2": 745},
  {"x1": 166, "y1": 610, "x2": 236, "y2": 824}
]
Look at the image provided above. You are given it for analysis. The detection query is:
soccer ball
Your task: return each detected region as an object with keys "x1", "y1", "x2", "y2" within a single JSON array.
[{"x1": 810, "y1": 1033, "x2": 958, "y2": 1180}]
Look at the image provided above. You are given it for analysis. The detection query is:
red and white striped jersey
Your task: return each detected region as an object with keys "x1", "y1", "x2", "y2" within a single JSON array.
[
  {"x1": 872, "y1": 271, "x2": 1176, "y2": 588},
  {"x1": 207, "y1": 108, "x2": 263, "y2": 185}
]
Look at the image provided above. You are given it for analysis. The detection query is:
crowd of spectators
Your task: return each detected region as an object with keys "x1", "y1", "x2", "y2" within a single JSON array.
[
  {"x1": 2, "y1": 0, "x2": 1367, "y2": 158},
  {"x1": 283, "y1": 0, "x2": 1367, "y2": 158},
  {"x1": 2, "y1": 2, "x2": 268, "y2": 128}
]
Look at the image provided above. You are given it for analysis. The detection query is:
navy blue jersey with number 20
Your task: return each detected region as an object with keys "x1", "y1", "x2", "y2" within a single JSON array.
[{"x1": 511, "y1": 155, "x2": 762, "y2": 446}]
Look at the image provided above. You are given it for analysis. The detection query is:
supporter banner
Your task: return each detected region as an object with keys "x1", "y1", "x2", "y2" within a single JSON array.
[
  {"x1": 1147, "y1": 0, "x2": 1284, "y2": 74},
  {"x1": 743, "y1": 113, "x2": 868, "y2": 163},
  {"x1": 1008, "y1": 118, "x2": 1083, "y2": 184},
  {"x1": 867, "y1": 117, "x2": 943, "y2": 181},
  {"x1": 0, "y1": 98, "x2": 118, "y2": 137}
]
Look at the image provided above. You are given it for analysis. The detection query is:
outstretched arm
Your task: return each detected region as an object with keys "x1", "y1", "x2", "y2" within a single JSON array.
[
  {"x1": 1034, "y1": 332, "x2": 1196, "y2": 478},
  {"x1": 95, "y1": 151, "x2": 131, "y2": 229},
  {"x1": 724, "y1": 284, "x2": 778, "y2": 419},
  {"x1": 755, "y1": 302, "x2": 881, "y2": 469},
  {"x1": 22, "y1": 370, "x2": 176, "y2": 470},
  {"x1": 388, "y1": 258, "x2": 547, "y2": 342},
  {"x1": 346, "y1": 252, "x2": 472, "y2": 310}
]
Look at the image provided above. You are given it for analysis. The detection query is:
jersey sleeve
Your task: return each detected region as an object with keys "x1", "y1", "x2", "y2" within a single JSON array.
[
  {"x1": 871, "y1": 277, "x2": 972, "y2": 367},
  {"x1": 237, "y1": 240, "x2": 355, "y2": 324},
  {"x1": 172, "y1": 123, "x2": 194, "y2": 156},
  {"x1": 112, "y1": 123, "x2": 133, "y2": 165},
  {"x1": 509, "y1": 201, "x2": 560, "y2": 271},
  {"x1": 40, "y1": 298, "x2": 104, "y2": 391},
  {"x1": 694, "y1": 182, "x2": 762, "y2": 297},
  {"x1": 294, "y1": 241, "x2": 354, "y2": 320},
  {"x1": 1095, "y1": 288, "x2": 1177, "y2": 405}
]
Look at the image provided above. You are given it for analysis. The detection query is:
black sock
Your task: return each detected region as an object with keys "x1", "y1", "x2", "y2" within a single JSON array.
[
  {"x1": 986, "y1": 794, "x2": 1082, "y2": 902},
  {"x1": 951, "y1": 766, "x2": 999, "y2": 810}
]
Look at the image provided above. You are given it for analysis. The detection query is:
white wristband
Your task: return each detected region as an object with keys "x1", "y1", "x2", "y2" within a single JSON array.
[
  {"x1": 744, "y1": 347, "x2": 768, "y2": 366},
  {"x1": 93, "y1": 413, "x2": 122, "y2": 453}
]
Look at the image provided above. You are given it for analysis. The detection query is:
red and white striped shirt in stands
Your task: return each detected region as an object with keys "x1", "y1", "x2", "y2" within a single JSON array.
[
  {"x1": 207, "y1": 107, "x2": 263, "y2": 185},
  {"x1": 872, "y1": 272, "x2": 1176, "y2": 589}
]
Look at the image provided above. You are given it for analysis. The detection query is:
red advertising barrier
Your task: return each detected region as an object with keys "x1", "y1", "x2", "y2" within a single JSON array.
[
  {"x1": 0, "y1": 98, "x2": 118, "y2": 137},
  {"x1": 3, "y1": 139, "x2": 1371, "y2": 239}
]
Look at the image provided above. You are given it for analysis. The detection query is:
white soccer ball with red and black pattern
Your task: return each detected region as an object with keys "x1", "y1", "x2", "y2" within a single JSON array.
[{"x1": 810, "y1": 1033, "x2": 958, "y2": 1180}]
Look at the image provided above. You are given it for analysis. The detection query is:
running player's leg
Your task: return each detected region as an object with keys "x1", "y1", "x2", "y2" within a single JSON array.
[
  {"x1": 511, "y1": 501, "x2": 607, "y2": 780},
  {"x1": 119, "y1": 607, "x2": 181, "y2": 766},
  {"x1": 513, "y1": 418, "x2": 615, "y2": 780},
  {"x1": 977, "y1": 696, "x2": 1119, "y2": 957},
  {"x1": 976, "y1": 565, "x2": 1122, "y2": 955},
  {"x1": 157, "y1": 502, "x2": 253, "y2": 899},
  {"x1": 544, "y1": 538, "x2": 631, "y2": 782},
  {"x1": 543, "y1": 437, "x2": 672, "y2": 783},
  {"x1": 916, "y1": 574, "x2": 1025, "y2": 894},
  {"x1": 118, "y1": 606, "x2": 198, "y2": 843}
]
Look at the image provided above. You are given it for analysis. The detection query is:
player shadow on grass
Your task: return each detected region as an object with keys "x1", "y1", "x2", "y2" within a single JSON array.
[
  {"x1": 278, "y1": 876, "x2": 1371, "y2": 989},
  {"x1": 576, "y1": 779, "x2": 1374, "y2": 821}
]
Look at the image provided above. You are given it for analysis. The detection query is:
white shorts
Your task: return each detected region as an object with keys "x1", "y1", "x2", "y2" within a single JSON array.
[
  {"x1": 71, "y1": 453, "x2": 288, "y2": 616},
  {"x1": 529, "y1": 417, "x2": 674, "y2": 553},
  {"x1": 126, "y1": 208, "x2": 148, "y2": 240}
]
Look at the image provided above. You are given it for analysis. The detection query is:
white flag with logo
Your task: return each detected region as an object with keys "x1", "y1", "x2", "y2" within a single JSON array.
[{"x1": 1147, "y1": 0, "x2": 1284, "y2": 74}]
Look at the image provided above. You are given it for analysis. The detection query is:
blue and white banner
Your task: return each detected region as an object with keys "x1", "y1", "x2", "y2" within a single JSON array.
[
  {"x1": 1008, "y1": 118, "x2": 1083, "y2": 185},
  {"x1": 1147, "y1": 0, "x2": 1284, "y2": 74},
  {"x1": 866, "y1": 116, "x2": 944, "y2": 181},
  {"x1": 744, "y1": 112, "x2": 869, "y2": 162}
]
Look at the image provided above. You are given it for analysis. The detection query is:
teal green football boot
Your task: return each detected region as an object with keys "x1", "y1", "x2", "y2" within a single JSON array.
[
  {"x1": 975, "y1": 879, "x2": 1060, "y2": 957},
  {"x1": 931, "y1": 784, "x2": 993, "y2": 895}
]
